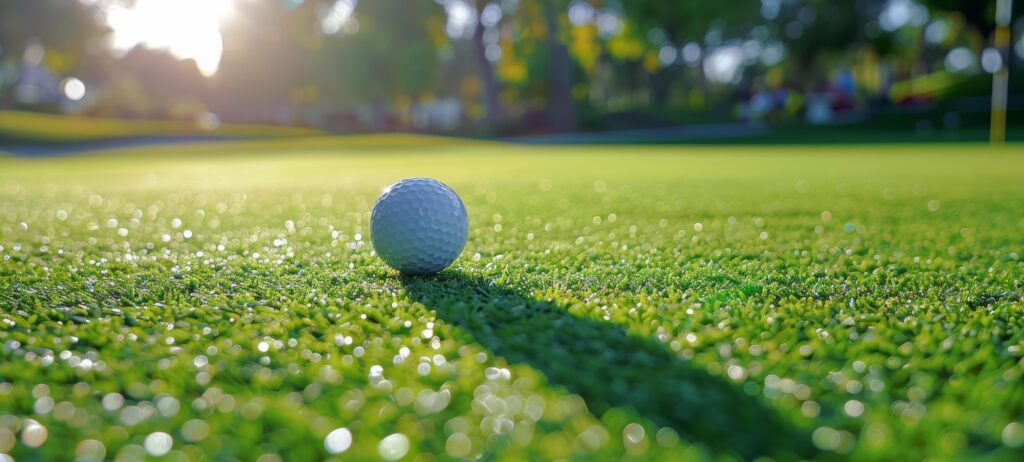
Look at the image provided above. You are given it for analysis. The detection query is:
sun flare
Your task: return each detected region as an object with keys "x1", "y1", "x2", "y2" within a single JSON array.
[{"x1": 104, "y1": 0, "x2": 234, "y2": 77}]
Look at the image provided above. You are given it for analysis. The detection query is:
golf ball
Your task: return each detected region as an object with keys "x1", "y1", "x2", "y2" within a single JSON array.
[{"x1": 370, "y1": 177, "x2": 469, "y2": 275}]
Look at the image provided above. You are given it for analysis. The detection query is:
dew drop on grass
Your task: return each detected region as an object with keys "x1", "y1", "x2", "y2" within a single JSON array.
[
  {"x1": 75, "y1": 439, "x2": 106, "y2": 462},
  {"x1": 812, "y1": 427, "x2": 839, "y2": 450},
  {"x1": 844, "y1": 400, "x2": 865, "y2": 418},
  {"x1": 102, "y1": 393, "x2": 124, "y2": 411},
  {"x1": 1003, "y1": 422, "x2": 1024, "y2": 447},
  {"x1": 445, "y1": 433, "x2": 471, "y2": 457},
  {"x1": 801, "y1": 401, "x2": 821, "y2": 418},
  {"x1": 324, "y1": 428, "x2": 353, "y2": 454},
  {"x1": 181, "y1": 419, "x2": 210, "y2": 442},
  {"x1": 622, "y1": 422, "x2": 645, "y2": 445},
  {"x1": 34, "y1": 397, "x2": 54, "y2": 415},
  {"x1": 378, "y1": 433, "x2": 409, "y2": 460},
  {"x1": 655, "y1": 427, "x2": 679, "y2": 447},
  {"x1": 21, "y1": 420, "x2": 47, "y2": 448},
  {"x1": 143, "y1": 432, "x2": 172, "y2": 456}
]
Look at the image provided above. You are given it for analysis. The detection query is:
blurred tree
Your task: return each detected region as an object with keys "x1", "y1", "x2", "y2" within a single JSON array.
[
  {"x1": 0, "y1": 0, "x2": 109, "y2": 108},
  {"x1": 616, "y1": 1, "x2": 758, "y2": 105},
  {"x1": 213, "y1": 0, "x2": 326, "y2": 122},
  {"x1": 95, "y1": 47, "x2": 207, "y2": 119},
  {"x1": 472, "y1": 0, "x2": 503, "y2": 129},
  {"x1": 922, "y1": 0, "x2": 996, "y2": 37},
  {"x1": 775, "y1": 2, "x2": 866, "y2": 87},
  {"x1": 314, "y1": 0, "x2": 443, "y2": 129},
  {"x1": 621, "y1": 1, "x2": 754, "y2": 42},
  {"x1": 600, "y1": 20, "x2": 659, "y2": 106},
  {"x1": 0, "y1": 0, "x2": 106, "y2": 60},
  {"x1": 487, "y1": 0, "x2": 577, "y2": 132},
  {"x1": 541, "y1": 0, "x2": 577, "y2": 132}
]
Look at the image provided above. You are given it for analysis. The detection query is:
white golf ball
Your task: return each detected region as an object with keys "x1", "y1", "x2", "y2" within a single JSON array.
[{"x1": 370, "y1": 177, "x2": 469, "y2": 275}]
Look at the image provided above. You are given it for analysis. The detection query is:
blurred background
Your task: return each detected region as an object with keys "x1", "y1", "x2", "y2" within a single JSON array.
[{"x1": 1, "y1": 0, "x2": 1023, "y2": 143}]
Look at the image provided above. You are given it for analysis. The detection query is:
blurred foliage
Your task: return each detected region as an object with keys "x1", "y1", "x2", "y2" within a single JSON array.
[
  {"x1": 921, "y1": 0, "x2": 1020, "y2": 35},
  {"x1": 621, "y1": 1, "x2": 755, "y2": 41},
  {"x1": 316, "y1": 0, "x2": 442, "y2": 105},
  {"x1": 777, "y1": 2, "x2": 870, "y2": 66},
  {"x1": 0, "y1": 0, "x2": 105, "y2": 60},
  {"x1": 213, "y1": 1, "x2": 323, "y2": 120},
  {"x1": 0, "y1": 0, "x2": 1020, "y2": 133}
]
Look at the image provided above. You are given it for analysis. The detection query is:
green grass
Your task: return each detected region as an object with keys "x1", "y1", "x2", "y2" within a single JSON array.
[
  {"x1": 1, "y1": 139, "x2": 1023, "y2": 461},
  {"x1": 0, "y1": 111, "x2": 325, "y2": 144}
]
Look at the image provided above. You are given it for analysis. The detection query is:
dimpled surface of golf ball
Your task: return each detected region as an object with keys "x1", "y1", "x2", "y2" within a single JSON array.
[{"x1": 370, "y1": 178, "x2": 469, "y2": 275}]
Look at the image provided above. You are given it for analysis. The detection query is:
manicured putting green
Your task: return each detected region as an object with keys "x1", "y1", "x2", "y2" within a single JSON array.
[{"x1": 1, "y1": 140, "x2": 1022, "y2": 461}]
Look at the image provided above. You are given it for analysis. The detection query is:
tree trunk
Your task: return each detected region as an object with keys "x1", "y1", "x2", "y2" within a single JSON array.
[
  {"x1": 472, "y1": 8, "x2": 502, "y2": 130},
  {"x1": 651, "y1": 71, "x2": 673, "y2": 106},
  {"x1": 542, "y1": 1, "x2": 576, "y2": 133}
]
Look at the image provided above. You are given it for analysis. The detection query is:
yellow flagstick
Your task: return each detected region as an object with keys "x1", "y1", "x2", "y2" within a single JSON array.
[{"x1": 991, "y1": 0, "x2": 1013, "y2": 146}]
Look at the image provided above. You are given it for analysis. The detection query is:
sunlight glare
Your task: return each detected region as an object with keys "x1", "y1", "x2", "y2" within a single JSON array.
[{"x1": 105, "y1": 0, "x2": 234, "y2": 77}]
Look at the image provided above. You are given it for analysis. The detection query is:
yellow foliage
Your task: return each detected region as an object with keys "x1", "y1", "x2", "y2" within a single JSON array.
[
  {"x1": 853, "y1": 49, "x2": 881, "y2": 94},
  {"x1": 518, "y1": 1, "x2": 547, "y2": 39},
  {"x1": 460, "y1": 74, "x2": 481, "y2": 100},
  {"x1": 426, "y1": 16, "x2": 448, "y2": 47},
  {"x1": 889, "y1": 71, "x2": 961, "y2": 102},
  {"x1": 785, "y1": 92, "x2": 804, "y2": 116},
  {"x1": 44, "y1": 50, "x2": 75, "y2": 74},
  {"x1": 766, "y1": 68, "x2": 785, "y2": 89},
  {"x1": 498, "y1": 60, "x2": 528, "y2": 84},
  {"x1": 497, "y1": 42, "x2": 528, "y2": 85},
  {"x1": 570, "y1": 25, "x2": 601, "y2": 74},
  {"x1": 607, "y1": 23, "x2": 647, "y2": 61},
  {"x1": 643, "y1": 51, "x2": 661, "y2": 74}
]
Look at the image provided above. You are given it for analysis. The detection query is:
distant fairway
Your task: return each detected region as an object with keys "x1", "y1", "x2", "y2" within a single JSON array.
[
  {"x1": 1, "y1": 140, "x2": 1023, "y2": 460},
  {"x1": 0, "y1": 111, "x2": 326, "y2": 147}
]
